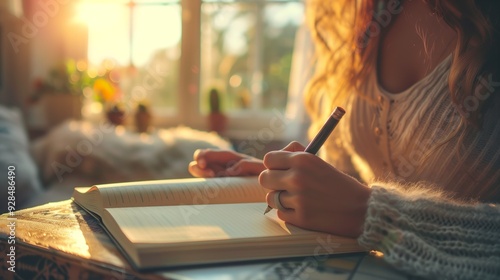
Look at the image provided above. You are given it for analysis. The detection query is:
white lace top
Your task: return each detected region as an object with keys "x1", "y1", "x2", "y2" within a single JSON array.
[{"x1": 324, "y1": 54, "x2": 500, "y2": 202}]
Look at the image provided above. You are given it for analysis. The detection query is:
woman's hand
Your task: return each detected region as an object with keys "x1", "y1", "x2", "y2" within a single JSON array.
[
  {"x1": 259, "y1": 142, "x2": 371, "y2": 238},
  {"x1": 189, "y1": 149, "x2": 265, "y2": 178}
]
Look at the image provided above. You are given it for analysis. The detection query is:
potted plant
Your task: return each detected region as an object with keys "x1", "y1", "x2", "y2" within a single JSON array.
[
  {"x1": 29, "y1": 60, "x2": 123, "y2": 127},
  {"x1": 207, "y1": 88, "x2": 228, "y2": 135},
  {"x1": 134, "y1": 102, "x2": 152, "y2": 133},
  {"x1": 28, "y1": 62, "x2": 85, "y2": 128},
  {"x1": 104, "y1": 102, "x2": 126, "y2": 126}
]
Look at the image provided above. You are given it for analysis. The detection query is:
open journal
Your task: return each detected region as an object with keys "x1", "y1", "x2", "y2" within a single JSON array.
[{"x1": 72, "y1": 176, "x2": 364, "y2": 270}]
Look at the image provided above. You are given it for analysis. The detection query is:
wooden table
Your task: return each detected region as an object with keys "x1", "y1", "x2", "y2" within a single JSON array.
[{"x1": 0, "y1": 200, "x2": 410, "y2": 280}]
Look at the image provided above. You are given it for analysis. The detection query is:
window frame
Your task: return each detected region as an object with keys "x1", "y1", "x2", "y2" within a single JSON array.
[
  {"x1": 177, "y1": 0, "x2": 304, "y2": 141},
  {"x1": 83, "y1": 0, "x2": 304, "y2": 141}
]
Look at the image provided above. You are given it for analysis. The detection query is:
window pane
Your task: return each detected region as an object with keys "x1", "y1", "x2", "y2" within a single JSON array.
[
  {"x1": 130, "y1": 4, "x2": 181, "y2": 110},
  {"x1": 200, "y1": 1, "x2": 304, "y2": 113},
  {"x1": 77, "y1": 1, "x2": 181, "y2": 112},
  {"x1": 79, "y1": 3, "x2": 130, "y2": 66}
]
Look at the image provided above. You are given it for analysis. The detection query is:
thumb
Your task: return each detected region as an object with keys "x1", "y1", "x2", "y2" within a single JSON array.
[{"x1": 281, "y1": 141, "x2": 306, "y2": 152}]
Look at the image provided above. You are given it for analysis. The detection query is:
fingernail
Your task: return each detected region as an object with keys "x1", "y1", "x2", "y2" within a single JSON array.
[{"x1": 194, "y1": 149, "x2": 201, "y2": 159}]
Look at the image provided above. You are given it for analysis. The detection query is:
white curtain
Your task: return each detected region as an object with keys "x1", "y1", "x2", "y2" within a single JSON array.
[{"x1": 284, "y1": 23, "x2": 315, "y2": 144}]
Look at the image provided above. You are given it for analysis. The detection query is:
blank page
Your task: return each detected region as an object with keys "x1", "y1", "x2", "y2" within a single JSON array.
[{"x1": 105, "y1": 203, "x2": 300, "y2": 244}]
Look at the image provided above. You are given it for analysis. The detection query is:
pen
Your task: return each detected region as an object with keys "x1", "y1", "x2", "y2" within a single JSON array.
[{"x1": 264, "y1": 106, "x2": 346, "y2": 214}]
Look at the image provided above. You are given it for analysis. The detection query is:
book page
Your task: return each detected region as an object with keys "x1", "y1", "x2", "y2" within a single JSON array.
[
  {"x1": 76, "y1": 177, "x2": 266, "y2": 209},
  {"x1": 105, "y1": 203, "x2": 304, "y2": 244},
  {"x1": 101, "y1": 203, "x2": 363, "y2": 269}
]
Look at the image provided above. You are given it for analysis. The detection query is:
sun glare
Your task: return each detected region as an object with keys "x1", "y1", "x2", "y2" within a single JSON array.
[{"x1": 76, "y1": 1, "x2": 181, "y2": 67}]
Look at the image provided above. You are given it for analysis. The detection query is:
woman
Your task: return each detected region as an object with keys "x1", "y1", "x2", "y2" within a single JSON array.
[{"x1": 189, "y1": 0, "x2": 500, "y2": 278}]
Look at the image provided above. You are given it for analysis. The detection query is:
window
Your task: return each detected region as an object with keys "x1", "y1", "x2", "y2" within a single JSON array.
[
  {"x1": 77, "y1": 0, "x2": 181, "y2": 112},
  {"x1": 201, "y1": 0, "x2": 303, "y2": 113},
  {"x1": 77, "y1": 0, "x2": 304, "y2": 136}
]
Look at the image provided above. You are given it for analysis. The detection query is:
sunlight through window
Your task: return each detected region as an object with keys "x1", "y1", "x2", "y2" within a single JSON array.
[
  {"x1": 76, "y1": 0, "x2": 181, "y2": 110},
  {"x1": 73, "y1": 0, "x2": 304, "y2": 128},
  {"x1": 200, "y1": 1, "x2": 304, "y2": 113}
]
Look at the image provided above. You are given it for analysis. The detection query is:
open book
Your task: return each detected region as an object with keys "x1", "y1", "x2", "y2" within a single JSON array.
[{"x1": 72, "y1": 177, "x2": 364, "y2": 270}]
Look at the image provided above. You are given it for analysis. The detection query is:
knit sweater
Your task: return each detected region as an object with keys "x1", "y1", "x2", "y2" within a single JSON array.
[
  {"x1": 321, "y1": 55, "x2": 500, "y2": 278},
  {"x1": 359, "y1": 185, "x2": 500, "y2": 279}
]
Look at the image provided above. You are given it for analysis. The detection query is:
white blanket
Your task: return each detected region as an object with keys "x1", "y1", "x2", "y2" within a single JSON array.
[{"x1": 32, "y1": 120, "x2": 232, "y2": 185}]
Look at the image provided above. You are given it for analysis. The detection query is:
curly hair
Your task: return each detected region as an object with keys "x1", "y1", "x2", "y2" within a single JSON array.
[{"x1": 304, "y1": 0, "x2": 500, "y2": 137}]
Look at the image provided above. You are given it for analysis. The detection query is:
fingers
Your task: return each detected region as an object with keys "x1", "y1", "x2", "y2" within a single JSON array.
[
  {"x1": 190, "y1": 149, "x2": 264, "y2": 178},
  {"x1": 281, "y1": 141, "x2": 306, "y2": 152},
  {"x1": 263, "y1": 151, "x2": 317, "y2": 171},
  {"x1": 264, "y1": 191, "x2": 305, "y2": 230},
  {"x1": 263, "y1": 151, "x2": 292, "y2": 170},
  {"x1": 190, "y1": 149, "x2": 242, "y2": 178},
  {"x1": 266, "y1": 190, "x2": 294, "y2": 211},
  {"x1": 259, "y1": 169, "x2": 288, "y2": 190},
  {"x1": 225, "y1": 159, "x2": 265, "y2": 177},
  {"x1": 188, "y1": 161, "x2": 216, "y2": 178},
  {"x1": 193, "y1": 141, "x2": 305, "y2": 177},
  {"x1": 262, "y1": 141, "x2": 308, "y2": 170},
  {"x1": 194, "y1": 149, "x2": 245, "y2": 166}
]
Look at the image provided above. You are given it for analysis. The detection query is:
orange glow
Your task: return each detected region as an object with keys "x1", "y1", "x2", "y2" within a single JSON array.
[
  {"x1": 229, "y1": 75, "x2": 242, "y2": 88},
  {"x1": 75, "y1": 1, "x2": 181, "y2": 66},
  {"x1": 369, "y1": 250, "x2": 384, "y2": 258},
  {"x1": 93, "y1": 78, "x2": 116, "y2": 102},
  {"x1": 76, "y1": 60, "x2": 87, "y2": 72}
]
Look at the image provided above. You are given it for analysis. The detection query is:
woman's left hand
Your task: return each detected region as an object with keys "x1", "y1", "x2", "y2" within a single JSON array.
[{"x1": 259, "y1": 142, "x2": 371, "y2": 238}]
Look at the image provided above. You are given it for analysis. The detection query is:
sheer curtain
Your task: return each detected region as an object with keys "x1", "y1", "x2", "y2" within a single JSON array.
[{"x1": 284, "y1": 23, "x2": 314, "y2": 144}]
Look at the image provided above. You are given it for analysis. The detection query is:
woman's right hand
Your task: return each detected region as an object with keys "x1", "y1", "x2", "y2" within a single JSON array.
[{"x1": 188, "y1": 149, "x2": 265, "y2": 178}]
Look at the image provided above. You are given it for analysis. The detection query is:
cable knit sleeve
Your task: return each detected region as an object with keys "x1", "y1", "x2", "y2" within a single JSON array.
[{"x1": 358, "y1": 184, "x2": 500, "y2": 280}]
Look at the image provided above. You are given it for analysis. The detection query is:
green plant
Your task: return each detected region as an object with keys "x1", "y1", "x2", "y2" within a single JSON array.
[
  {"x1": 29, "y1": 60, "x2": 120, "y2": 104},
  {"x1": 208, "y1": 88, "x2": 222, "y2": 113}
]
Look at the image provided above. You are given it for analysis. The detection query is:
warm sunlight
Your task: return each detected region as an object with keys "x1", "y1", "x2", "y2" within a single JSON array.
[{"x1": 75, "y1": 1, "x2": 181, "y2": 67}]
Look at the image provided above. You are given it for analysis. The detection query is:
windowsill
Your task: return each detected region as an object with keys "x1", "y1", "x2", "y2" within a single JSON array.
[
  {"x1": 79, "y1": 104, "x2": 307, "y2": 158},
  {"x1": 83, "y1": 104, "x2": 306, "y2": 145}
]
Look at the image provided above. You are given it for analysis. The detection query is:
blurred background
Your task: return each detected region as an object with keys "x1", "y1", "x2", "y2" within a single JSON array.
[{"x1": 0, "y1": 0, "x2": 314, "y2": 210}]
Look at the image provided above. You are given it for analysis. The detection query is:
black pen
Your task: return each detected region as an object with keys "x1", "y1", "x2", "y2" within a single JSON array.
[{"x1": 264, "y1": 106, "x2": 346, "y2": 214}]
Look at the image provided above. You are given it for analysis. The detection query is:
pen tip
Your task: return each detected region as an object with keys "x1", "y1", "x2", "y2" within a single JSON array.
[{"x1": 263, "y1": 205, "x2": 272, "y2": 215}]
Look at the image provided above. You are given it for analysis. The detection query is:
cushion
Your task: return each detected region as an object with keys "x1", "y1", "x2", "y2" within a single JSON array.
[
  {"x1": 0, "y1": 105, "x2": 43, "y2": 214},
  {"x1": 31, "y1": 120, "x2": 233, "y2": 186}
]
